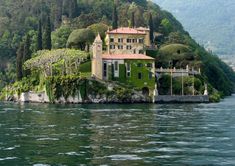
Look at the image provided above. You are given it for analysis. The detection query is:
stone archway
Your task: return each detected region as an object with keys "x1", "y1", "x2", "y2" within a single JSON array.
[{"x1": 142, "y1": 87, "x2": 150, "y2": 96}]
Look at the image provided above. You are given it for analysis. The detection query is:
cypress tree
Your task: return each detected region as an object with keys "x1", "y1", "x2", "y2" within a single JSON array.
[
  {"x1": 112, "y1": 5, "x2": 118, "y2": 29},
  {"x1": 43, "y1": 16, "x2": 52, "y2": 50},
  {"x1": 149, "y1": 13, "x2": 154, "y2": 44},
  {"x1": 54, "y1": 0, "x2": 63, "y2": 28},
  {"x1": 37, "y1": 20, "x2": 43, "y2": 50},
  {"x1": 23, "y1": 34, "x2": 31, "y2": 62},
  {"x1": 16, "y1": 43, "x2": 24, "y2": 81},
  {"x1": 69, "y1": 0, "x2": 78, "y2": 18},
  {"x1": 23, "y1": 34, "x2": 31, "y2": 76},
  {"x1": 131, "y1": 11, "x2": 135, "y2": 28}
]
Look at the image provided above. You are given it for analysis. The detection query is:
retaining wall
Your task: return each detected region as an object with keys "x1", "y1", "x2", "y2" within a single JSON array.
[{"x1": 155, "y1": 95, "x2": 209, "y2": 103}]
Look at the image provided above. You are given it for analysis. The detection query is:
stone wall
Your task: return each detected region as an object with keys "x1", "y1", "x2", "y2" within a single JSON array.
[
  {"x1": 19, "y1": 91, "x2": 82, "y2": 104},
  {"x1": 155, "y1": 95, "x2": 209, "y2": 103}
]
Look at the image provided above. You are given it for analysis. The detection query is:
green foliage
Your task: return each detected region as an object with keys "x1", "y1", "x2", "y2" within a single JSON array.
[
  {"x1": 0, "y1": 76, "x2": 39, "y2": 99},
  {"x1": 37, "y1": 20, "x2": 43, "y2": 51},
  {"x1": 158, "y1": 75, "x2": 171, "y2": 95},
  {"x1": 43, "y1": 17, "x2": 52, "y2": 50},
  {"x1": 69, "y1": 0, "x2": 78, "y2": 19},
  {"x1": 52, "y1": 26, "x2": 72, "y2": 49},
  {"x1": 112, "y1": 60, "x2": 155, "y2": 91},
  {"x1": 67, "y1": 28, "x2": 95, "y2": 50},
  {"x1": 161, "y1": 18, "x2": 173, "y2": 35},
  {"x1": 112, "y1": 5, "x2": 118, "y2": 29},
  {"x1": 78, "y1": 61, "x2": 91, "y2": 73},
  {"x1": 159, "y1": 44, "x2": 190, "y2": 55},
  {"x1": 158, "y1": 75, "x2": 204, "y2": 95},
  {"x1": 130, "y1": 12, "x2": 135, "y2": 28},
  {"x1": 87, "y1": 23, "x2": 109, "y2": 39},
  {"x1": 149, "y1": 13, "x2": 154, "y2": 43},
  {"x1": 24, "y1": 49, "x2": 88, "y2": 77},
  {"x1": 16, "y1": 43, "x2": 24, "y2": 81},
  {"x1": 45, "y1": 75, "x2": 82, "y2": 102}
]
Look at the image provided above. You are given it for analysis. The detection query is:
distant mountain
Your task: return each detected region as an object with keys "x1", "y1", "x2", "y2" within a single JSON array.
[{"x1": 154, "y1": 0, "x2": 235, "y2": 56}]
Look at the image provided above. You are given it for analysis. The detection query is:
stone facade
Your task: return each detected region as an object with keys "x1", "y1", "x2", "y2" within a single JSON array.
[
  {"x1": 92, "y1": 27, "x2": 155, "y2": 96},
  {"x1": 105, "y1": 27, "x2": 151, "y2": 55}
]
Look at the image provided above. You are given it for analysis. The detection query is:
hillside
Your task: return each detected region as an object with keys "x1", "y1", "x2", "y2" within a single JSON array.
[
  {"x1": 0, "y1": 0, "x2": 234, "y2": 100},
  {"x1": 154, "y1": 0, "x2": 235, "y2": 56}
]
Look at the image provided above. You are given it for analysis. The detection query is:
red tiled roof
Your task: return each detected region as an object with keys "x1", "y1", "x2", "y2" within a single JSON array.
[
  {"x1": 107, "y1": 27, "x2": 146, "y2": 35},
  {"x1": 102, "y1": 54, "x2": 154, "y2": 60},
  {"x1": 136, "y1": 27, "x2": 150, "y2": 31}
]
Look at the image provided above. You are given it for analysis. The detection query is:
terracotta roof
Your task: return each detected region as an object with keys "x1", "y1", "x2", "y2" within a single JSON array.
[
  {"x1": 136, "y1": 27, "x2": 150, "y2": 31},
  {"x1": 102, "y1": 54, "x2": 154, "y2": 60},
  {"x1": 107, "y1": 27, "x2": 146, "y2": 35}
]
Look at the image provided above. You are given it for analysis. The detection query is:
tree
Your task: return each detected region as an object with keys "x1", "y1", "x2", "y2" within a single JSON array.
[
  {"x1": 67, "y1": 28, "x2": 95, "y2": 51},
  {"x1": 161, "y1": 18, "x2": 173, "y2": 35},
  {"x1": 37, "y1": 20, "x2": 43, "y2": 51},
  {"x1": 23, "y1": 34, "x2": 31, "y2": 76},
  {"x1": 52, "y1": 26, "x2": 72, "y2": 49},
  {"x1": 54, "y1": 0, "x2": 63, "y2": 28},
  {"x1": 43, "y1": 16, "x2": 52, "y2": 50},
  {"x1": 149, "y1": 13, "x2": 154, "y2": 44},
  {"x1": 88, "y1": 23, "x2": 109, "y2": 39},
  {"x1": 23, "y1": 34, "x2": 31, "y2": 63},
  {"x1": 131, "y1": 12, "x2": 135, "y2": 28},
  {"x1": 69, "y1": 0, "x2": 78, "y2": 19},
  {"x1": 16, "y1": 43, "x2": 24, "y2": 81},
  {"x1": 112, "y1": 5, "x2": 118, "y2": 29}
]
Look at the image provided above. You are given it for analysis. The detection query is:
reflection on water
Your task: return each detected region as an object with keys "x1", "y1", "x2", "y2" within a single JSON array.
[{"x1": 0, "y1": 95, "x2": 235, "y2": 165}]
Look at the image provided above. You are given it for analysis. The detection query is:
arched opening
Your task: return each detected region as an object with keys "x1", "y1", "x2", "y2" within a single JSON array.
[{"x1": 142, "y1": 87, "x2": 150, "y2": 96}]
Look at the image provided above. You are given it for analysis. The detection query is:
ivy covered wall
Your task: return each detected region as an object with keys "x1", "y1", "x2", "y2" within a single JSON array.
[{"x1": 111, "y1": 59, "x2": 155, "y2": 92}]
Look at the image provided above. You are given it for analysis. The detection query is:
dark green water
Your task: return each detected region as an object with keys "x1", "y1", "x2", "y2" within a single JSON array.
[{"x1": 1, "y1": 96, "x2": 235, "y2": 166}]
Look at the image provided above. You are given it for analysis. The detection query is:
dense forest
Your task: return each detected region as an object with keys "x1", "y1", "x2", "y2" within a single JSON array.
[{"x1": 0, "y1": 0, "x2": 234, "y2": 100}]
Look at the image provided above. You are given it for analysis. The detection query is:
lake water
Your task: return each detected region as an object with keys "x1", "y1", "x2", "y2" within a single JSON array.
[{"x1": 0, "y1": 96, "x2": 235, "y2": 166}]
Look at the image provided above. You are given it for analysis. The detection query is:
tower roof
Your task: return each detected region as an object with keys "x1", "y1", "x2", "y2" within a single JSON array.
[{"x1": 94, "y1": 33, "x2": 102, "y2": 42}]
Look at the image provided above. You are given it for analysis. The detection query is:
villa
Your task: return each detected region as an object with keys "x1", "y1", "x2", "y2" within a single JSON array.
[{"x1": 92, "y1": 27, "x2": 155, "y2": 96}]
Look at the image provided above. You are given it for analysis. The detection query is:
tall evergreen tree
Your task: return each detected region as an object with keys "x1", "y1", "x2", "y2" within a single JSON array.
[
  {"x1": 16, "y1": 43, "x2": 24, "y2": 81},
  {"x1": 112, "y1": 5, "x2": 118, "y2": 29},
  {"x1": 23, "y1": 34, "x2": 31, "y2": 76},
  {"x1": 131, "y1": 11, "x2": 135, "y2": 28},
  {"x1": 37, "y1": 20, "x2": 43, "y2": 51},
  {"x1": 43, "y1": 16, "x2": 52, "y2": 50},
  {"x1": 23, "y1": 34, "x2": 31, "y2": 62},
  {"x1": 149, "y1": 13, "x2": 154, "y2": 44},
  {"x1": 54, "y1": 0, "x2": 63, "y2": 28},
  {"x1": 69, "y1": 0, "x2": 78, "y2": 19}
]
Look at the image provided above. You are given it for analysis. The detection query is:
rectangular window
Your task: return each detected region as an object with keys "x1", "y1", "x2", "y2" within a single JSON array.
[
  {"x1": 127, "y1": 39, "x2": 132, "y2": 43},
  {"x1": 147, "y1": 63, "x2": 153, "y2": 68},
  {"x1": 149, "y1": 72, "x2": 153, "y2": 79},
  {"x1": 110, "y1": 45, "x2": 115, "y2": 49},
  {"x1": 126, "y1": 45, "x2": 132, "y2": 50},
  {"x1": 110, "y1": 38, "x2": 114, "y2": 42},
  {"x1": 138, "y1": 73, "x2": 142, "y2": 79},
  {"x1": 118, "y1": 38, "x2": 123, "y2": 43},
  {"x1": 137, "y1": 63, "x2": 143, "y2": 67},
  {"x1": 118, "y1": 45, "x2": 123, "y2": 49},
  {"x1": 127, "y1": 63, "x2": 131, "y2": 77},
  {"x1": 139, "y1": 50, "x2": 143, "y2": 54},
  {"x1": 139, "y1": 38, "x2": 144, "y2": 43},
  {"x1": 114, "y1": 61, "x2": 118, "y2": 71},
  {"x1": 103, "y1": 62, "x2": 107, "y2": 77}
]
